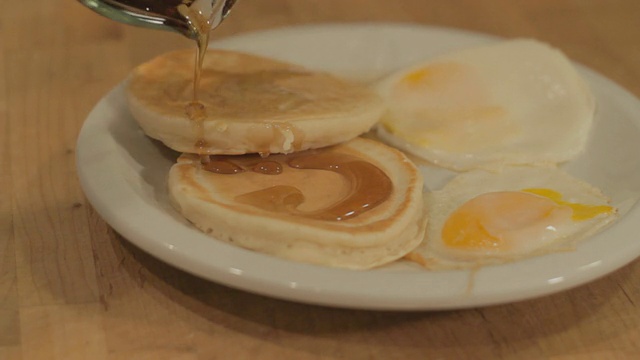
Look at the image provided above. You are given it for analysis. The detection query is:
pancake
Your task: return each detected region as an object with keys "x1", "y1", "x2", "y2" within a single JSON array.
[
  {"x1": 127, "y1": 49, "x2": 385, "y2": 155},
  {"x1": 168, "y1": 137, "x2": 428, "y2": 269}
]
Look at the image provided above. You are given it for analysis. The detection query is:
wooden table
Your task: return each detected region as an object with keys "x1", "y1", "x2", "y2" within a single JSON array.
[{"x1": 2, "y1": 0, "x2": 640, "y2": 358}]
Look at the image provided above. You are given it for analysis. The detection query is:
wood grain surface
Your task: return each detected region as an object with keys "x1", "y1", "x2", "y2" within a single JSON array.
[{"x1": 2, "y1": 0, "x2": 640, "y2": 359}]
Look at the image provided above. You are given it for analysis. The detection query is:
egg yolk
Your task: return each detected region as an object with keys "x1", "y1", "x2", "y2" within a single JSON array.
[
  {"x1": 442, "y1": 190, "x2": 613, "y2": 250},
  {"x1": 400, "y1": 63, "x2": 462, "y2": 87},
  {"x1": 522, "y1": 188, "x2": 614, "y2": 221},
  {"x1": 387, "y1": 62, "x2": 519, "y2": 153}
]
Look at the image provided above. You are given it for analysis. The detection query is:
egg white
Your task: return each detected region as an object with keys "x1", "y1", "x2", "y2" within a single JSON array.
[
  {"x1": 410, "y1": 166, "x2": 617, "y2": 270},
  {"x1": 376, "y1": 39, "x2": 595, "y2": 171}
]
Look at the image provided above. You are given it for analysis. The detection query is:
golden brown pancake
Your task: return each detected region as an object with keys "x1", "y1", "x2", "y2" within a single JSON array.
[
  {"x1": 127, "y1": 49, "x2": 385, "y2": 155},
  {"x1": 168, "y1": 137, "x2": 427, "y2": 269}
]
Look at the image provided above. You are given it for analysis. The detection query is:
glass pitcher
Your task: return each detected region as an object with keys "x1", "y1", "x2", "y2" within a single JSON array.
[{"x1": 77, "y1": 0, "x2": 237, "y2": 39}]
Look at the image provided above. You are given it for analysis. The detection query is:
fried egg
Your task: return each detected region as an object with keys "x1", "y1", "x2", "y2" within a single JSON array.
[
  {"x1": 409, "y1": 166, "x2": 617, "y2": 270},
  {"x1": 376, "y1": 39, "x2": 595, "y2": 171}
]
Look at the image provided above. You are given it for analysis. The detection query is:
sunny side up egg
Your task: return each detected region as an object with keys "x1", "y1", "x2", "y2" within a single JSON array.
[
  {"x1": 408, "y1": 166, "x2": 617, "y2": 270},
  {"x1": 375, "y1": 39, "x2": 595, "y2": 171}
]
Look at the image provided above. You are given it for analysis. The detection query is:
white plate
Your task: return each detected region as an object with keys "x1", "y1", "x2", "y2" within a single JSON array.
[{"x1": 77, "y1": 23, "x2": 640, "y2": 310}]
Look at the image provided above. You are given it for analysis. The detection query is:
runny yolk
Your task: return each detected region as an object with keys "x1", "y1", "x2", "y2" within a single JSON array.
[
  {"x1": 402, "y1": 67, "x2": 432, "y2": 85},
  {"x1": 522, "y1": 188, "x2": 614, "y2": 221},
  {"x1": 400, "y1": 62, "x2": 462, "y2": 87},
  {"x1": 442, "y1": 189, "x2": 613, "y2": 250}
]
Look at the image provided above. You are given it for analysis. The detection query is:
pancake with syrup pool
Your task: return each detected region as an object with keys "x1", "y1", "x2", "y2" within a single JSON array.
[{"x1": 168, "y1": 137, "x2": 428, "y2": 269}]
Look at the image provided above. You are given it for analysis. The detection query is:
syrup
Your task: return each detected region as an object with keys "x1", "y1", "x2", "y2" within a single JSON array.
[
  {"x1": 175, "y1": 0, "x2": 230, "y2": 152},
  {"x1": 288, "y1": 152, "x2": 393, "y2": 221},
  {"x1": 202, "y1": 159, "x2": 244, "y2": 174},
  {"x1": 202, "y1": 151, "x2": 393, "y2": 221},
  {"x1": 80, "y1": 0, "x2": 237, "y2": 153},
  {"x1": 201, "y1": 156, "x2": 282, "y2": 175},
  {"x1": 252, "y1": 161, "x2": 283, "y2": 175}
]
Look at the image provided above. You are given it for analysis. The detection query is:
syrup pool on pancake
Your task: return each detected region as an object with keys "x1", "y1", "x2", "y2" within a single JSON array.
[
  {"x1": 375, "y1": 39, "x2": 595, "y2": 171},
  {"x1": 168, "y1": 137, "x2": 428, "y2": 270},
  {"x1": 407, "y1": 166, "x2": 617, "y2": 270}
]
